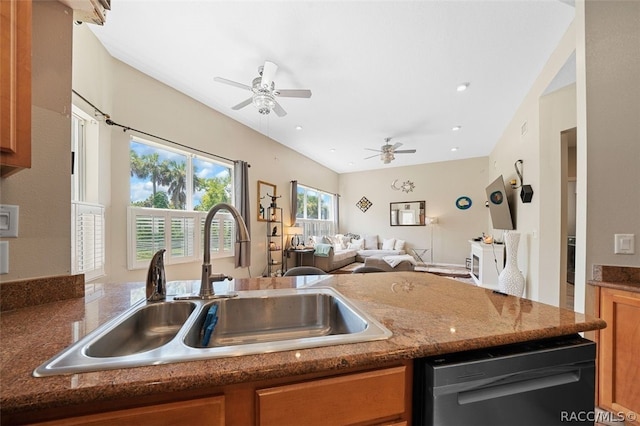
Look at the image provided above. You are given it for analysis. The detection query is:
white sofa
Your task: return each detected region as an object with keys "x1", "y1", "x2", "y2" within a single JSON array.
[
  {"x1": 354, "y1": 234, "x2": 406, "y2": 262},
  {"x1": 309, "y1": 233, "x2": 407, "y2": 272},
  {"x1": 312, "y1": 245, "x2": 358, "y2": 272}
]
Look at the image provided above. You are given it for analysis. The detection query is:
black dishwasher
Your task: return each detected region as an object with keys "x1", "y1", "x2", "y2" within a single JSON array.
[{"x1": 413, "y1": 334, "x2": 596, "y2": 426}]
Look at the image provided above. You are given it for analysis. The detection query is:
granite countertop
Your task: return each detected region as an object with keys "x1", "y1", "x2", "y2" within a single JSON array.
[
  {"x1": 588, "y1": 265, "x2": 640, "y2": 293},
  {"x1": 0, "y1": 272, "x2": 605, "y2": 418}
]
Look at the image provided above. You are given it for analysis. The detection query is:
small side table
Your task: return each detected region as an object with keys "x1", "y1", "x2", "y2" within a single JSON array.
[
  {"x1": 411, "y1": 248, "x2": 429, "y2": 264},
  {"x1": 286, "y1": 248, "x2": 315, "y2": 270}
]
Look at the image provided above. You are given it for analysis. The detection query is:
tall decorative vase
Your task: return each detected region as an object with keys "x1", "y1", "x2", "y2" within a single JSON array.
[{"x1": 498, "y1": 232, "x2": 525, "y2": 296}]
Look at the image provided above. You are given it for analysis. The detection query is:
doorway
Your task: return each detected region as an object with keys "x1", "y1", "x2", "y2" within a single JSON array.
[{"x1": 561, "y1": 127, "x2": 577, "y2": 310}]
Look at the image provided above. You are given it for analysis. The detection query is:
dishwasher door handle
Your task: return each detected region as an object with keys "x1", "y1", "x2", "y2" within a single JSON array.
[{"x1": 458, "y1": 370, "x2": 580, "y2": 405}]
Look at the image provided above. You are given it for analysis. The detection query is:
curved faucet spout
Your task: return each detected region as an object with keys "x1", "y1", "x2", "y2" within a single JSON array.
[{"x1": 200, "y1": 203, "x2": 250, "y2": 298}]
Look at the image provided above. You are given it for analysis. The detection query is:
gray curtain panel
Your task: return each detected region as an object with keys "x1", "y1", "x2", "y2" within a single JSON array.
[
  {"x1": 234, "y1": 160, "x2": 251, "y2": 268},
  {"x1": 290, "y1": 180, "x2": 298, "y2": 226}
]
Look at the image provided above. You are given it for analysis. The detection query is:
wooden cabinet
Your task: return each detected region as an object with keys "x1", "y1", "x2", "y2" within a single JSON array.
[
  {"x1": 26, "y1": 363, "x2": 411, "y2": 426},
  {"x1": 256, "y1": 366, "x2": 408, "y2": 426},
  {"x1": 596, "y1": 287, "x2": 640, "y2": 422},
  {"x1": 1, "y1": 0, "x2": 32, "y2": 177},
  {"x1": 34, "y1": 396, "x2": 225, "y2": 426}
]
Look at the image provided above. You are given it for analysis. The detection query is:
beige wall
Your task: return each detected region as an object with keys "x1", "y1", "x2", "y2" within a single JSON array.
[
  {"x1": 72, "y1": 26, "x2": 338, "y2": 283},
  {"x1": 339, "y1": 157, "x2": 489, "y2": 266},
  {"x1": 0, "y1": 0, "x2": 73, "y2": 281},
  {"x1": 576, "y1": 0, "x2": 640, "y2": 312},
  {"x1": 488, "y1": 21, "x2": 577, "y2": 304}
]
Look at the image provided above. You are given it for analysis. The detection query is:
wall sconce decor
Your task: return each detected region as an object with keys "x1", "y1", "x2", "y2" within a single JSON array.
[
  {"x1": 510, "y1": 159, "x2": 534, "y2": 203},
  {"x1": 356, "y1": 196, "x2": 373, "y2": 212},
  {"x1": 391, "y1": 179, "x2": 415, "y2": 193}
]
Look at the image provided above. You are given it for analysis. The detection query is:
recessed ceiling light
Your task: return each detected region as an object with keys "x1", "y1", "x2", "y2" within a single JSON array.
[
  {"x1": 348, "y1": 162, "x2": 354, "y2": 166},
  {"x1": 456, "y1": 82, "x2": 470, "y2": 92},
  {"x1": 295, "y1": 125, "x2": 303, "y2": 131},
  {"x1": 451, "y1": 147, "x2": 459, "y2": 152},
  {"x1": 452, "y1": 125, "x2": 462, "y2": 131},
  {"x1": 330, "y1": 148, "x2": 336, "y2": 153}
]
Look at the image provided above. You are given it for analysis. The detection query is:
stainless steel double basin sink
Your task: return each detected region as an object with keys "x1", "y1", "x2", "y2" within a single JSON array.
[{"x1": 34, "y1": 287, "x2": 391, "y2": 377}]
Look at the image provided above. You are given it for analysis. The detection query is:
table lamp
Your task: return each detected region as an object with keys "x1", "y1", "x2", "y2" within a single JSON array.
[{"x1": 286, "y1": 226, "x2": 304, "y2": 248}]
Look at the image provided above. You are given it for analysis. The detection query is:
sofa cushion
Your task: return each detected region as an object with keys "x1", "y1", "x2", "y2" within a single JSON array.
[
  {"x1": 333, "y1": 248, "x2": 358, "y2": 263},
  {"x1": 363, "y1": 234, "x2": 379, "y2": 250},
  {"x1": 394, "y1": 239, "x2": 405, "y2": 251},
  {"x1": 347, "y1": 239, "x2": 364, "y2": 250},
  {"x1": 382, "y1": 238, "x2": 396, "y2": 250}
]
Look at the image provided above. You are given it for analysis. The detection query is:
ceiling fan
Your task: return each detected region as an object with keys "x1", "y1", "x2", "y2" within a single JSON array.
[
  {"x1": 364, "y1": 138, "x2": 417, "y2": 164},
  {"x1": 214, "y1": 61, "x2": 312, "y2": 117}
]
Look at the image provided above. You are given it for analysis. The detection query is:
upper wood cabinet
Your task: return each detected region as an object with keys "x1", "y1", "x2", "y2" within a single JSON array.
[{"x1": 1, "y1": 0, "x2": 32, "y2": 177}]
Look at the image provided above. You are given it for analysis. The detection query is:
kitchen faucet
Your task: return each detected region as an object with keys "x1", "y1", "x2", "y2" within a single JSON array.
[
  {"x1": 146, "y1": 249, "x2": 166, "y2": 301},
  {"x1": 174, "y1": 203, "x2": 250, "y2": 300}
]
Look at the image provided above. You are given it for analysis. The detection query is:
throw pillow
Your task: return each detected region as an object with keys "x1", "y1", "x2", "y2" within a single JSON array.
[
  {"x1": 394, "y1": 239, "x2": 405, "y2": 251},
  {"x1": 363, "y1": 234, "x2": 379, "y2": 250},
  {"x1": 382, "y1": 238, "x2": 396, "y2": 250},
  {"x1": 347, "y1": 239, "x2": 364, "y2": 250},
  {"x1": 329, "y1": 234, "x2": 345, "y2": 250}
]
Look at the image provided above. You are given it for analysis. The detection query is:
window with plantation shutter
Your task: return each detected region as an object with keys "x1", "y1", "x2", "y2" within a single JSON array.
[
  {"x1": 127, "y1": 137, "x2": 236, "y2": 270},
  {"x1": 129, "y1": 207, "x2": 234, "y2": 270},
  {"x1": 72, "y1": 202, "x2": 105, "y2": 281}
]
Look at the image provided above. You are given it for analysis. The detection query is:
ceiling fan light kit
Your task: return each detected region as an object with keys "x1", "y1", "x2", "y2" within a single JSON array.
[
  {"x1": 365, "y1": 137, "x2": 417, "y2": 164},
  {"x1": 215, "y1": 61, "x2": 311, "y2": 117}
]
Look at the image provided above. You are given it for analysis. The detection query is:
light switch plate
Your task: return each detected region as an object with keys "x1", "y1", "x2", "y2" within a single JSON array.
[
  {"x1": 614, "y1": 234, "x2": 635, "y2": 254},
  {"x1": 0, "y1": 205, "x2": 19, "y2": 238}
]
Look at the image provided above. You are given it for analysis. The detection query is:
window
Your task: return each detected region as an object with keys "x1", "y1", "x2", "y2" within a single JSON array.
[
  {"x1": 71, "y1": 108, "x2": 105, "y2": 281},
  {"x1": 296, "y1": 184, "x2": 336, "y2": 238},
  {"x1": 128, "y1": 137, "x2": 235, "y2": 269}
]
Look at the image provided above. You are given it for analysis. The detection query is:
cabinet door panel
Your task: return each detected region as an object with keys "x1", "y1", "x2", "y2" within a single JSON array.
[
  {"x1": 599, "y1": 288, "x2": 640, "y2": 418},
  {"x1": 34, "y1": 395, "x2": 225, "y2": 426},
  {"x1": 0, "y1": 0, "x2": 31, "y2": 176},
  {"x1": 257, "y1": 366, "x2": 406, "y2": 426}
]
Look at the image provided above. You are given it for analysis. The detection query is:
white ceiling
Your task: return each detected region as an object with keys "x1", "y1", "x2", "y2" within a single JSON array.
[{"x1": 89, "y1": 1, "x2": 575, "y2": 174}]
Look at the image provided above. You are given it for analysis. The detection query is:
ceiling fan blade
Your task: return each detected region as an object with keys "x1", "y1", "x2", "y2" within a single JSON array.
[
  {"x1": 392, "y1": 142, "x2": 403, "y2": 150},
  {"x1": 231, "y1": 98, "x2": 253, "y2": 110},
  {"x1": 276, "y1": 89, "x2": 312, "y2": 98},
  {"x1": 364, "y1": 154, "x2": 380, "y2": 160},
  {"x1": 395, "y1": 149, "x2": 417, "y2": 154},
  {"x1": 365, "y1": 148, "x2": 383, "y2": 152},
  {"x1": 273, "y1": 101, "x2": 287, "y2": 117},
  {"x1": 261, "y1": 61, "x2": 278, "y2": 89},
  {"x1": 214, "y1": 77, "x2": 251, "y2": 91}
]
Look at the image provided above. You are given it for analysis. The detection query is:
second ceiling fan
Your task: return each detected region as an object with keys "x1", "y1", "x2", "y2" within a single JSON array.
[
  {"x1": 365, "y1": 138, "x2": 417, "y2": 164},
  {"x1": 214, "y1": 60, "x2": 312, "y2": 117}
]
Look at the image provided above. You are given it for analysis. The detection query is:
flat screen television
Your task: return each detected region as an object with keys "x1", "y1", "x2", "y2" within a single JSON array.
[{"x1": 485, "y1": 175, "x2": 514, "y2": 230}]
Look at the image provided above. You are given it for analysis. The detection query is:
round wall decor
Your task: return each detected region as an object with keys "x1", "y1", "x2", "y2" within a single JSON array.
[{"x1": 455, "y1": 196, "x2": 472, "y2": 210}]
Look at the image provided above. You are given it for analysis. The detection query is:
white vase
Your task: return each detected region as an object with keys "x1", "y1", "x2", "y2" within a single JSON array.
[{"x1": 498, "y1": 232, "x2": 525, "y2": 296}]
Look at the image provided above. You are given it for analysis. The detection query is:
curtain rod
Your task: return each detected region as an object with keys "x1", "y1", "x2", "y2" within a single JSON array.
[
  {"x1": 72, "y1": 90, "x2": 246, "y2": 166},
  {"x1": 293, "y1": 180, "x2": 340, "y2": 197}
]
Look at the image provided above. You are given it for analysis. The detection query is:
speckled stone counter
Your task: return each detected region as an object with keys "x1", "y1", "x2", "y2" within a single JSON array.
[
  {"x1": 0, "y1": 272, "x2": 605, "y2": 421},
  {"x1": 588, "y1": 265, "x2": 640, "y2": 293}
]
